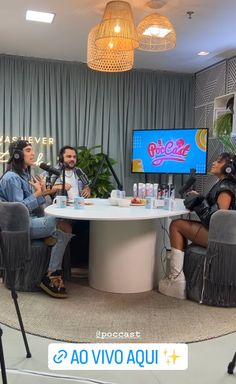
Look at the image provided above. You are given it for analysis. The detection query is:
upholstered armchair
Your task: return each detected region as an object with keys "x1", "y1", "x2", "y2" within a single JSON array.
[
  {"x1": 184, "y1": 209, "x2": 236, "y2": 307},
  {"x1": 0, "y1": 201, "x2": 50, "y2": 291}
]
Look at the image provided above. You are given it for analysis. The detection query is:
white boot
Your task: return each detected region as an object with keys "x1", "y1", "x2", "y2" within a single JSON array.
[{"x1": 158, "y1": 248, "x2": 186, "y2": 299}]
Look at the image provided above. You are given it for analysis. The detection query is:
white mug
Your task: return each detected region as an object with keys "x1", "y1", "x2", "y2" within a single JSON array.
[
  {"x1": 119, "y1": 190, "x2": 126, "y2": 199},
  {"x1": 74, "y1": 196, "x2": 85, "y2": 209},
  {"x1": 53, "y1": 195, "x2": 67, "y2": 208},
  {"x1": 111, "y1": 190, "x2": 120, "y2": 198}
]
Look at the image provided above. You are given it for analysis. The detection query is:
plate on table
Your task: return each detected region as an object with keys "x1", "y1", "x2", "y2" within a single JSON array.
[
  {"x1": 130, "y1": 203, "x2": 145, "y2": 206},
  {"x1": 130, "y1": 199, "x2": 146, "y2": 206},
  {"x1": 67, "y1": 200, "x2": 94, "y2": 206}
]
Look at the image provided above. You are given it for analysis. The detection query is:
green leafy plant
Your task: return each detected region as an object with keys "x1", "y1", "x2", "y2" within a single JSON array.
[
  {"x1": 76, "y1": 145, "x2": 116, "y2": 198},
  {"x1": 216, "y1": 133, "x2": 236, "y2": 154},
  {"x1": 213, "y1": 112, "x2": 233, "y2": 137},
  {"x1": 213, "y1": 96, "x2": 236, "y2": 154}
]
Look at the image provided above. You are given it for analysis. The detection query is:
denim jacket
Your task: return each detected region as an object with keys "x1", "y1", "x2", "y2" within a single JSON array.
[{"x1": 0, "y1": 170, "x2": 45, "y2": 215}]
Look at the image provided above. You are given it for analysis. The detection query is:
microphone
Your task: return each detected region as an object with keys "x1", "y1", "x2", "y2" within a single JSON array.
[
  {"x1": 178, "y1": 169, "x2": 196, "y2": 195},
  {"x1": 76, "y1": 168, "x2": 90, "y2": 186},
  {"x1": 39, "y1": 162, "x2": 61, "y2": 177}
]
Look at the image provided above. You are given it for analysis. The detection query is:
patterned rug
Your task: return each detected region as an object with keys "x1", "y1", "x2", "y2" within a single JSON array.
[{"x1": 1, "y1": 278, "x2": 236, "y2": 343}]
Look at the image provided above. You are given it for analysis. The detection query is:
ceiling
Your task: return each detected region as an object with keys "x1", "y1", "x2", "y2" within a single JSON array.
[{"x1": 0, "y1": 0, "x2": 236, "y2": 74}]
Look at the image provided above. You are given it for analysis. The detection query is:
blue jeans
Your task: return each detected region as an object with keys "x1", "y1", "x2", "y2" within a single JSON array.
[{"x1": 30, "y1": 216, "x2": 73, "y2": 272}]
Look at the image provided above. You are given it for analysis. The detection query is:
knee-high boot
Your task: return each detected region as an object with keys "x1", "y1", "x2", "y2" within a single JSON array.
[{"x1": 158, "y1": 247, "x2": 186, "y2": 299}]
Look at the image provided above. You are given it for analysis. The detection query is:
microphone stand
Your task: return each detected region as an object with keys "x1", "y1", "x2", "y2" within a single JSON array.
[
  {"x1": 45, "y1": 173, "x2": 52, "y2": 190},
  {"x1": 61, "y1": 164, "x2": 66, "y2": 196},
  {"x1": 190, "y1": 168, "x2": 196, "y2": 191},
  {"x1": 0, "y1": 328, "x2": 7, "y2": 384},
  {"x1": 179, "y1": 168, "x2": 197, "y2": 199},
  {"x1": 90, "y1": 154, "x2": 123, "y2": 191},
  {"x1": 0, "y1": 228, "x2": 32, "y2": 384}
]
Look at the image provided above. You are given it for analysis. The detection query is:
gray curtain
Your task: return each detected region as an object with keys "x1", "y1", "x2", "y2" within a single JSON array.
[{"x1": 0, "y1": 54, "x2": 194, "y2": 193}]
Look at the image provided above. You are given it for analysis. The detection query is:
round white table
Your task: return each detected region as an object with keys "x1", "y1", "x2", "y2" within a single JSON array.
[{"x1": 45, "y1": 199, "x2": 188, "y2": 293}]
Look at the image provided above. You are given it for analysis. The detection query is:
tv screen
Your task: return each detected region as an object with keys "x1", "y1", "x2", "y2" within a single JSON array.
[{"x1": 131, "y1": 128, "x2": 208, "y2": 174}]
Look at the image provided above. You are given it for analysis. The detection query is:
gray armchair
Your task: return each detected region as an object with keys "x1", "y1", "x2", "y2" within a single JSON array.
[
  {"x1": 0, "y1": 201, "x2": 50, "y2": 291},
  {"x1": 184, "y1": 209, "x2": 236, "y2": 307}
]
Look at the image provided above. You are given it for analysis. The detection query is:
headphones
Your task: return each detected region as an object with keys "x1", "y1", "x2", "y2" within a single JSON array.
[
  {"x1": 58, "y1": 149, "x2": 64, "y2": 164},
  {"x1": 58, "y1": 146, "x2": 78, "y2": 164},
  {"x1": 12, "y1": 148, "x2": 24, "y2": 162},
  {"x1": 223, "y1": 157, "x2": 236, "y2": 175},
  {"x1": 8, "y1": 146, "x2": 24, "y2": 163},
  {"x1": 8, "y1": 139, "x2": 31, "y2": 164}
]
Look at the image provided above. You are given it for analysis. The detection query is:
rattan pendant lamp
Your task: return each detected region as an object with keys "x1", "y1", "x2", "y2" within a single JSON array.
[
  {"x1": 95, "y1": 0, "x2": 139, "y2": 51},
  {"x1": 87, "y1": 24, "x2": 134, "y2": 72},
  {"x1": 137, "y1": 12, "x2": 176, "y2": 51}
]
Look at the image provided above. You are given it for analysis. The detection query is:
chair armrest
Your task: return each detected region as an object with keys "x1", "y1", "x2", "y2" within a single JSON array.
[
  {"x1": 0, "y1": 202, "x2": 31, "y2": 269},
  {"x1": 209, "y1": 210, "x2": 236, "y2": 245}
]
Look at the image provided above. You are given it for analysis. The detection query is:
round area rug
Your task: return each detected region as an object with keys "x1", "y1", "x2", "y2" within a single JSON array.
[{"x1": 1, "y1": 279, "x2": 236, "y2": 343}]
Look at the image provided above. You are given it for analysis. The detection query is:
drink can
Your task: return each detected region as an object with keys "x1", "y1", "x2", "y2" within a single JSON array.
[
  {"x1": 145, "y1": 183, "x2": 154, "y2": 197},
  {"x1": 138, "y1": 183, "x2": 145, "y2": 198},
  {"x1": 133, "y1": 183, "x2": 137, "y2": 197},
  {"x1": 145, "y1": 197, "x2": 154, "y2": 209},
  {"x1": 153, "y1": 183, "x2": 158, "y2": 198}
]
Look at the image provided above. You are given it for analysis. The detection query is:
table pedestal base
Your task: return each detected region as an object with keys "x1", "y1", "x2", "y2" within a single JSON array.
[{"x1": 89, "y1": 220, "x2": 157, "y2": 293}]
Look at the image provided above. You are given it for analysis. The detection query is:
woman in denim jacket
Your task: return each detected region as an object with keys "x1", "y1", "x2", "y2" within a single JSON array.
[{"x1": 0, "y1": 139, "x2": 73, "y2": 298}]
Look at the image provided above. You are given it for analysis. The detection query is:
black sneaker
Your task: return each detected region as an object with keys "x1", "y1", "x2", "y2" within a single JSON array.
[{"x1": 40, "y1": 270, "x2": 67, "y2": 298}]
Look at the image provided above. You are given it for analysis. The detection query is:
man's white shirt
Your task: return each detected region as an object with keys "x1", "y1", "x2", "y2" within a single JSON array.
[{"x1": 65, "y1": 170, "x2": 80, "y2": 202}]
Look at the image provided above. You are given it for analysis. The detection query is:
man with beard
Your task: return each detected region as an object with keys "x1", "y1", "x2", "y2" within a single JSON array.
[
  {"x1": 51, "y1": 145, "x2": 91, "y2": 275},
  {"x1": 56, "y1": 145, "x2": 91, "y2": 200}
]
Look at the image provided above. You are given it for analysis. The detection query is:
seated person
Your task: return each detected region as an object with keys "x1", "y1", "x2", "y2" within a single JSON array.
[
  {"x1": 0, "y1": 139, "x2": 73, "y2": 299},
  {"x1": 48, "y1": 145, "x2": 91, "y2": 271},
  {"x1": 49, "y1": 145, "x2": 91, "y2": 200},
  {"x1": 158, "y1": 152, "x2": 236, "y2": 300}
]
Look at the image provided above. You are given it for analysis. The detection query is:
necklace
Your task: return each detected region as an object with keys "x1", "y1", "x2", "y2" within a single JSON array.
[{"x1": 65, "y1": 170, "x2": 73, "y2": 178}]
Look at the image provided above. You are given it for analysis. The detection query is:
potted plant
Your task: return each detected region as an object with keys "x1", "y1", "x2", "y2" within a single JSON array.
[
  {"x1": 76, "y1": 145, "x2": 116, "y2": 198},
  {"x1": 213, "y1": 96, "x2": 236, "y2": 153}
]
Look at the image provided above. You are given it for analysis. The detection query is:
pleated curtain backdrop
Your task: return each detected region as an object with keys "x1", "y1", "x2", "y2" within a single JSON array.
[{"x1": 0, "y1": 54, "x2": 194, "y2": 193}]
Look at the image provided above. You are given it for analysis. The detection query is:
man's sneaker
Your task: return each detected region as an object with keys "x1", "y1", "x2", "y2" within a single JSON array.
[
  {"x1": 40, "y1": 270, "x2": 67, "y2": 298},
  {"x1": 44, "y1": 236, "x2": 57, "y2": 247}
]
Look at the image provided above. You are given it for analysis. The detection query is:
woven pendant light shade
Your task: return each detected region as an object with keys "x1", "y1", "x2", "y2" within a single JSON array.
[
  {"x1": 95, "y1": 1, "x2": 139, "y2": 51},
  {"x1": 137, "y1": 13, "x2": 176, "y2": 52},
  {"x1": 87, "y1": 25, "x2": 134, "y2": 72}
]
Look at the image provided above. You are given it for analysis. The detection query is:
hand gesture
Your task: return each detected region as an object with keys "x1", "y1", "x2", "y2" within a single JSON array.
[
  {"x1": 184, "y1": 191, "x2": 203, "y2": 210},
  {"x1": 52, "y1": 183, "x2": 72, "y2": 194},
  {"x1": 186, "y1": 190, "x2": 199, "y2": 197},
  {"x1": 65, "y1": 183, "x2": 72, "y2": 191},
  {"x1": 81, "y1": 186, "x2": 91, "y2": 198},
  {"x1": 30, "y1": 176, "x2": 43, "y2": 197},
  {"x1": 35, "y1": 175, "x2": 47, "y2": 193}
]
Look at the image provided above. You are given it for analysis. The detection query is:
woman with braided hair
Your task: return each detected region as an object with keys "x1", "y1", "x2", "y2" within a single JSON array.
[{"x1": 159, "y1": 152, "x2": 236, "y2": 300}]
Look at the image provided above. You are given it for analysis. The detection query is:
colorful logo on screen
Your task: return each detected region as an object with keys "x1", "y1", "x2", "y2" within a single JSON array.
[
  {"x1": 195, "y1": 129, "x2": 207, "y2": 151},
  {"x1": 148, "y1": 139, "x2": 190, "y2": 166},
  {"x1": 132, "y1": 159, "x2": 144, "y2": 172}
]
